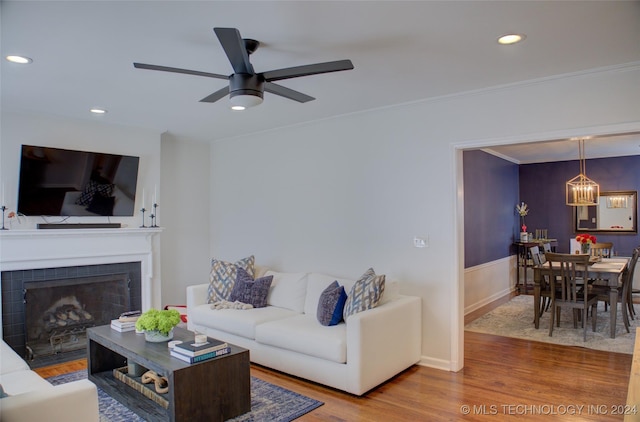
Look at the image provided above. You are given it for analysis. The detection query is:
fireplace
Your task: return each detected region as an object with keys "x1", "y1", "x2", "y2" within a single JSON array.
[
  {"x1": 2, "y1": 262, "x2": 142, "y2": 366},
  {"x1": 0, "y1": 227, "x2": 161, "y2": 366}
]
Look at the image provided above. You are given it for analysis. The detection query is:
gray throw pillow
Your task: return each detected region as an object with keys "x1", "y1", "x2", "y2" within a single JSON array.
[
  {"x1": 207, "y1": 255, "x2": 255, "y2": 303},
  {"x1": 229, "y1": 267, "x2": 273, "y2": 308},
  {"x1": 317, "y1": 280, "x2": 347, "y2": 326},
  {"x1": 343, "y1": 268, "x2": 386, "y2": 320}
]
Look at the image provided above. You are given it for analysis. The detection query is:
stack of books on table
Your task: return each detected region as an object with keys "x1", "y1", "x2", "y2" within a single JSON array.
[
  {"x1": 110, "y1": 311, "x2": 142, "y2": 332},
  {"x1": 170, "y1": 337, "x2": 230, "y2": 364}
]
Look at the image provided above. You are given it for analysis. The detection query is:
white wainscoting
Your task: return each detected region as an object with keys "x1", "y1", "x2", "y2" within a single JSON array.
[{"x1": 464, "y1": 255, "x2": 516, "y2": 315}]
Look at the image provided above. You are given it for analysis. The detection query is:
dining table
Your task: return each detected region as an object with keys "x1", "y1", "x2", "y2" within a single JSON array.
[{"x1": 533, "y1": 257, "x2": 629, "y2": 338}]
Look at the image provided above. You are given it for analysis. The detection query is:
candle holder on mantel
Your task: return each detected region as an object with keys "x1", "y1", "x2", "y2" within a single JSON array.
[
  {"x1": 150, "y1": 203, "x2": 159, "y2": 227},
  {"x1": 140, "y1": 207, "x2": 147, "y2": 228},
  {"x1": 1, "y1": 206, "x2": 8, "y2": 230}
]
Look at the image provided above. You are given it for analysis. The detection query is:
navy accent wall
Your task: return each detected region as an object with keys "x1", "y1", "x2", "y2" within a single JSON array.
[
  {"x1": 463, "y1": 150, "x2": 519, "y2": 267},
  {"x1": 520, "y1": 155, "x2": 640, "y2": 256}
]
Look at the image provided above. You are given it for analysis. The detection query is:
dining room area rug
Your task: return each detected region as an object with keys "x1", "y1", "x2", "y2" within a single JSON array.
[
  {"x1": 465, "y1": 294, "x2": 638, "y2": 354},
  {"x1": 47, "y1": 370, "x2": 323, "y2": 422}
]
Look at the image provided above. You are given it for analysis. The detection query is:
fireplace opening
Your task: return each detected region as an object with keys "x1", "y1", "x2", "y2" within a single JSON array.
[
  {"x1": 24, "y1": 274, "x2": 130, "y2": 360},
  {"x1": 2, "y1": 261, "x2": 142, "y2": 368}
]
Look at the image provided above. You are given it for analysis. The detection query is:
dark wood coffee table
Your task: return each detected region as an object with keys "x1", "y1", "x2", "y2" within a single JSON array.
[{"x1": 87, "y1": 325, "x2": 250, "y2": 421}]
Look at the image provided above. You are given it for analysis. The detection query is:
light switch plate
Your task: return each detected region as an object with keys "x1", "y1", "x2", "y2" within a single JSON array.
[{"x1": 414, "y1": 236, "x2": 428, "y2": 248}]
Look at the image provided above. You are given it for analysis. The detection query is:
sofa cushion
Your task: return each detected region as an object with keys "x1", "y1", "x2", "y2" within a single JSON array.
[
  {"x1": 229, "y1": 268, "x2": 273, "y2": 308},
  {"x1": 265, "y1": 271, "x2": 308, "y2": 313},
  {"x1": 0, "y1": 370, "x2": 53, "y2": 396},
  {"x1": 343, "y1": 268, "x2": 386, "y2": 320},
  {"x1": 304, "y1": 272, "x2": 355, "y2": 315},
  {"x1": 255, "y1": 314, "x2": 347, "y2": 363},
  {"x1": 317, "y1": 281, "x2": 347, "y2": 326},
  {"x1": 190, "y1": 304, "x2": 298, "y2": 340},
  {"x1": 207, "y1": 255, "x2": 255, "y2": 303}
]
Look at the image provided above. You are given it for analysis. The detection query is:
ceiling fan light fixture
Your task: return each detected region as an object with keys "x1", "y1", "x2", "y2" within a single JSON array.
[{"x1": 229, "y1": 92, "x2": 263, "y2": 111}]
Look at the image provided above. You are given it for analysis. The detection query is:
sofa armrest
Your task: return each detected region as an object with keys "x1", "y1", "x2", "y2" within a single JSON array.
[
  {"x1": 345, "y1": 295, "x2": 422, "y2": 395},
  {"x1": 0, "y1": 380, "x2": 99, "y2": 422},
  {"x1": 186, "y1": 283, "x2": 209, "y2": 331}
]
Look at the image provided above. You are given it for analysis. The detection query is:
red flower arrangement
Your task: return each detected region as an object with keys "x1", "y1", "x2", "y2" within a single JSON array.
[{"x1": 576, "y1": 234, "x2": 597, "y2": 244}]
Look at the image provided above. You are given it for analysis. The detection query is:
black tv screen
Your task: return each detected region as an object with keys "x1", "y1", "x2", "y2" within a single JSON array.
[{"x1": 17, "y1": 145, "x2": 140, "y2": 217}]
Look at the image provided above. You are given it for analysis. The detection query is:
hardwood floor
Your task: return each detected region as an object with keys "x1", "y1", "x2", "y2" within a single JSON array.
[{"x1": 35, "y1": 302, "x2": 633, "y2": 421}]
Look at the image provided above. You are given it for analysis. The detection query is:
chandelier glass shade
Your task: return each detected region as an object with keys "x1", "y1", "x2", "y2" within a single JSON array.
[{"x1": 566, "y1": 138, "x2": 599, "y2": 206}]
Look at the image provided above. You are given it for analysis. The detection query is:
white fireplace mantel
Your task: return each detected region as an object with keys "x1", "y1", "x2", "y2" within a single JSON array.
[{"x1": 0, "y1": 228, "x2": 162, "y2": 311}]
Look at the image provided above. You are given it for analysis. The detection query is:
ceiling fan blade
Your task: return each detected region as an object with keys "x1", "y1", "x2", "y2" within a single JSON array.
[
  {"x1": 133, "y1": 63, "x2": 228, "y2": 80},
  {"x1": 264, "y1": 82, "x2": 315, "y2": 103},
  {"x1": 262, "y1": 59, "x2": 354, "y2": 82},
  {"x1": 199, "y1": 86, "x2": 230, "y2": 103},
  {"x1": 213, "y1": 27, "x2": 254, "y2": 74}
]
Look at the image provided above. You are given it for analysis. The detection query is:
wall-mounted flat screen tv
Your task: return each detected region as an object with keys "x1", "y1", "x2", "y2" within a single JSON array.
[{"x1": 17, "y1": 145, "x2": 140, "y2": 217}]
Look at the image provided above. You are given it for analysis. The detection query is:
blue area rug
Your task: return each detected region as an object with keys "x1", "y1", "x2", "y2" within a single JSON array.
[{"x1": 48, "y1": 370, "x2": 323, "y2": 422}]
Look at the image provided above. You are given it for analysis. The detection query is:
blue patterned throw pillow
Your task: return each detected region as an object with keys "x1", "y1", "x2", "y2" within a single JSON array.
[
  {"x1": 229, "y1": 268, "x2": 273, "y2": 308},
  {"x1": 207, "y1": 255, "x2": 255, "y2": 303},
  {"x1": 317, "y1": 281, "x2": 348, "y2": 326},
  {"x1": 343, "y1": 268, "x2": 386, "y2": 320}
]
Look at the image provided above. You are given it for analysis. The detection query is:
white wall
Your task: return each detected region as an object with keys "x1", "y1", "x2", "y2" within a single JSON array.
[
  {"x1": 159, "y1": 133, "x2": 211, "y2": 305},
  {"x1": 464, "y1": 257, "x2": 514, "y2": 315},
  {"x1": 208, "y1": 64, "x2": 640, "y2": 370}
]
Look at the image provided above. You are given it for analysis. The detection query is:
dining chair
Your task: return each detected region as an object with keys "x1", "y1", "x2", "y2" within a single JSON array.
[
  {"x1": 592, "y1": 246, "x2": 640, "y2": 332},
  {"x1": 588, "y1": 242, "x2": 615, "y2": 310},
  {"x1": 530, "y1": 246, "x2": 550, "y2": 315},
  {"x1": 590, "y1": 242, "x2": 613, "y2": 260},
  {"x1": 531, "y1": 246, "x2": 562, "y2": 316},
  {"x1": 544, "y1": 252, "x2": 598, "y2": 341}
]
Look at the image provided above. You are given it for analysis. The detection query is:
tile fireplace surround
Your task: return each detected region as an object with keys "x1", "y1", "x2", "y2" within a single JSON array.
[{"x1": 0, "y1": 227, "x2": 162, "y2": 340}]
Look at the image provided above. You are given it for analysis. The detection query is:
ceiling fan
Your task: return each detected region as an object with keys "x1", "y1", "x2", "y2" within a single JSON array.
[{"x1": 134, "y1": 27, "x2": 354, "y2": 110}]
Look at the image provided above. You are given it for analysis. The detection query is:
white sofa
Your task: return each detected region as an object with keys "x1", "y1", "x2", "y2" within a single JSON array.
[
  {"x1": 187, "y1": 266, "x2": 422, "y2": 396},
  {"x1": 0, "y1": 340, "x2": 99, "y2": 421}
]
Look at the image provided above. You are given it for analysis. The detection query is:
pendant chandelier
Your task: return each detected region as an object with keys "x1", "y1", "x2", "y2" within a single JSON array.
[{"x1": 566, "y1": 138, "x2": 599, "y2": 206}]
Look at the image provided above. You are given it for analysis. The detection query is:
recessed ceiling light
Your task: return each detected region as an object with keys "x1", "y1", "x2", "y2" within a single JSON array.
[
  {"x1": 497, "y1": 34, "x2": 526, "y2": 45},
  {"x1": 90, "y1": 108, "x2": 107, "y2": 114},
  {"x1": 5, "y1": 55, "x2": 33, "y2": 64}
]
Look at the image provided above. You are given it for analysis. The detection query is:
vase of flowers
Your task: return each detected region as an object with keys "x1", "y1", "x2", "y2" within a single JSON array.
[
  {"x1": 135, "y1": 309, "x2": 181, "y2": 342},
  {"x1": 576, "y1": 234, "x2": 597, "y2": 254},
  {"x1": 516, "y1": 202, "x2": 529, "y2": 241}
]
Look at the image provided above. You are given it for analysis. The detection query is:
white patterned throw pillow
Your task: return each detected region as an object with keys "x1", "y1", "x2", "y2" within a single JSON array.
[
  {"x1": 343, "y1": 268, "x2": 386, "y2": 320},
  {"x1": 207, "y1": 255, "x2": 255, "y2": 303}
]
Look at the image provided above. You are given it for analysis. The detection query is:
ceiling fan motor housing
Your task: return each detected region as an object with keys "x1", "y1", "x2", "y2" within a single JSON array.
[{"x1": 229, "y1": 73, "x2": 264, "y2": 100}]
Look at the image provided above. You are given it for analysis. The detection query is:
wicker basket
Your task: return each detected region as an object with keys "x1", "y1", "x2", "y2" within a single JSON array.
[{"x1": 113, "y1": 366, "x2": 169, "y2": 409}]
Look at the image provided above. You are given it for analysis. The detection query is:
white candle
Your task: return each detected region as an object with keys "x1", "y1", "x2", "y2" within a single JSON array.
[
  {"x1": 1, "y1": 183, "x2": 5, "y2": 205},
  {"x1": 142, "y1": 188, "x2": 145, "y2": 209},
  {"x1": 154, "y1": 185, "x2": 157, "y2": 204}
]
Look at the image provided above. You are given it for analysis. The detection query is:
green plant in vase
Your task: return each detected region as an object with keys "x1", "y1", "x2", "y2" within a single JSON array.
[{"x1": 135, "y1": 308, "x2": 181, "y2": 342}]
